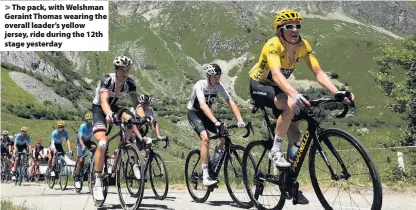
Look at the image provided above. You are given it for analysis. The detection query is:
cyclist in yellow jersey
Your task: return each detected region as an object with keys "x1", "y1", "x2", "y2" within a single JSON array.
[{"x1": 249, "y1": 9, "x2": 355, "y2": 204}]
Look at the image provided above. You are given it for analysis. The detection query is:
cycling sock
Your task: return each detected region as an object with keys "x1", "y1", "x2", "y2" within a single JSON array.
[
  {"x1": 202, "y1": 164, "x2": 209, "y2": 180},
  {"x1": 95, "y1": 172, "x2": 102, "y2": 186},
  {"x1": 271, "y1": 135, "x2": 283, "y2": 152}
]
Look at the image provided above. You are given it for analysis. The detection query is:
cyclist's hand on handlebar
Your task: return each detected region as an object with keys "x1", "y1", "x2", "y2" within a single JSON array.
[
  {"x1": 143, "y1": 136, "x2": 152, "y2": 145},
  {"x1": 157, "y1": 135, "x2": 165, "y2": 140},
  {"x1": 237, "y1": 121, "x2": 246, "y2": 128},
  {"x1": 293, "y1": 93, "x2": 311, "y2": 108},
  {"x1": 335, "y1": 90, "x2": 355, "y2": 105},
  {"x1": 106, "y1": 112, "x2": 115, "y2": 123}
]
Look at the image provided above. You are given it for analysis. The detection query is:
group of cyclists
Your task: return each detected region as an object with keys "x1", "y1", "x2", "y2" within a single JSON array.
[{"x1": 2, "y1": 9, "x2": 356, "y2": 208}]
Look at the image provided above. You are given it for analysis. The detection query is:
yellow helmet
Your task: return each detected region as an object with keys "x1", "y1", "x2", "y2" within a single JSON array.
[
  {"x1": 20, "y1": 127, "x2": 28, "y2": 132},
  {"x1": 273, "y1": 9, "x2": 302, "y2": 30},
  {"x1": 56, "y1": 121, "x2": 65, "y2": 127},
  {"x1": 84, "y1": 111, "x2": 93, "y2": 121}
]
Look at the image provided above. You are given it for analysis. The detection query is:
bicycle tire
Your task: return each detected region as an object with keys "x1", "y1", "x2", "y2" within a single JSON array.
[
  {"x1": 74, "y1": 161, "x2": 83, "y2": 193},
  {"x1": 224, "y1": 144, "x2": 254, "y2": 209},
  {"x1": 309, "y1": 128, "x2": 383, "y2": 210},
  {"x1": 242, "y1": 140, "x2": 286, "y2": 210},
  {"x1": 59, "y1": 163, "x2": 69, "y2": 191},
  {"x1": 90, "y1": 162, "x2": 107, "y2": 207},
  {"x1": 150, "y1": 152, "x2": 169, "y2": 200},
  {"x1": 47, "y1": 167, "x2": 55, "y2": 189},
  {"x1": 185, "y1": 149, "x2": 210, "y2": 203},
  {"x1": 116, "y1": 143, "x2": 145, "y2": 210}
]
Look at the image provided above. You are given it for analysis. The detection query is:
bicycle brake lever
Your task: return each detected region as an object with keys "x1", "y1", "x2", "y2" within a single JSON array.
[{"x1": 163, "y1": 137, "x2": 169, "y2": 149}]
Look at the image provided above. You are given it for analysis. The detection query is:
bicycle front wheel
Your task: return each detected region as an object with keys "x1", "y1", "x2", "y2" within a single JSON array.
[
  {"x1": 242, "y1": 140, "x2": 286, "y2": 210},
  {"x1": 309, "y1": 128, "x2": 383, "y2": 210},
  {"x1": 149, "y1": 152, "x2": 169, "y2": 200},
  {"x1": 116, "y1": 143, "x2": 145, "y2": 210},
  {"x1": 59, "y1": 164, "x2": 69, "y2": 190}
]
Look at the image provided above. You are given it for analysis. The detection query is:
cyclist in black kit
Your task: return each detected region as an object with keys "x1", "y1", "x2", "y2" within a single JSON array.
[
  {"x1": 187, "y1": 64, "x2": 246, "y2": 186},
  {"x1": 91, "y1": 55, "x2": 149, "y2": 201}
]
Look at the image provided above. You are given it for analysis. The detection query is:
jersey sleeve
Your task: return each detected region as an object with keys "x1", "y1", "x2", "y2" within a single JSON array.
[
  {"x1": 64, "y1": 130, "x2": 70, "y2": 141},
  {"x1": 195, "y1": 82, "x2": 206, "y2": 104},
  {"x1": 99, "y1": 74, "x2": 112, "y2": 93},
  {"x1": 302, "y1": 39, "x2": 320, "y2": 69},
  {"x1": 78, "y1": 124, "x2": 85, "y2": 138},
  {"x1": 266, "y1": 40, "x2": 282, "y2": 69},
  {"x1": 50, "y1": 131, "x2": 56, "y2": 143},
  {"x1": 27, "y1": 135, "x2": 31, "y2": 144},
  {"x1": 218, "y1": 83, "x2": 230, "y2": 101},
  {"x1": 127, "y1": 77, "x2": 137, "y2": 93},
  {"x1": 149, "y1": 107, "x2": 157, "y2": 122}
]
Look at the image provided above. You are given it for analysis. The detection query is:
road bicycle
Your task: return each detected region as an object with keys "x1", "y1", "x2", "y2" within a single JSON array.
[
  {"x1": 46, "y1": 151, "x2": 71, "y2": 190},
  {"x1": 15, "y1": 151, "x2": 29, "y2": 186},
  {"x1": 185, "y1": 121, "x2": 254, "y2": 208},
  {"x1": 89, "y1": 108, "x2": 145, "y2": 210},
  {"x1": 242, "y1": 91, "x2": 383, "y2": 210}
]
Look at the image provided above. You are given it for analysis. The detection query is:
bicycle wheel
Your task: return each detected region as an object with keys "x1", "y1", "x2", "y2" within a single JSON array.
[
  {"x1": 74, "y1": 161, "x2": 83, "y2": 193},
  {"x1": 149, "y1": 152, "x2": 169, "y2": 200},
  {"x1": 242, "y1": 140, "x2": 286, "y2": 210},
  {"x1": 185, "y1": 149, "x2": 210, "y2": 203},
  {"x1": 59, "y1": 163, "x2": 69, "y2": 190},
  {"x1": 116, "y1": 143, "x2": 145, "y2": 210},
  {"x1": 224, "y1": 145, "x2": 255, "y2": 209},
  {"x1": 309, "y1": 128, "x2": 383, "y2": 210}
]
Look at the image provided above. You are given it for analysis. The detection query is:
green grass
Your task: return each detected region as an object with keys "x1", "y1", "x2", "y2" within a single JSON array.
[{"x1": 1, "y1": 200, "x2": 31, "y2": 210}]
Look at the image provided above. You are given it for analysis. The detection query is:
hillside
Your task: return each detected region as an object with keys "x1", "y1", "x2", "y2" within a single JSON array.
[{"x1": 1, "y1": 1, "x2": 415, "y2": 184}]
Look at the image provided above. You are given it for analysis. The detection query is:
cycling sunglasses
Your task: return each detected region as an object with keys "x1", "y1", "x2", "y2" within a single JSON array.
[
  {"x1": 279, "y1": 24, "x2": 301, "y2": 30},
  {"x1": 58, "y1": 126, "x2": 64, "y2": 129}
]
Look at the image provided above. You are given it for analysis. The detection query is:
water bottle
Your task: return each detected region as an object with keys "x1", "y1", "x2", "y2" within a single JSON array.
[
  {"x1": 289, "y1": 142, "x2": 301, "y2": 163},
  {"x1": 213, "y1": 148, "x2": 225, "y2": 167}
]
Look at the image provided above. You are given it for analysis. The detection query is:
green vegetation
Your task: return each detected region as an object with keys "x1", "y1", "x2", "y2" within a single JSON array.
[{"x1": 1, "y1": 200, "x2": 31, "y2": 210}]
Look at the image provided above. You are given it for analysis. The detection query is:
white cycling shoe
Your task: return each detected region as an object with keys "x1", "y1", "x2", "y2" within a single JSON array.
[{"x1": 268, "y1": 150, "x2": 291, "y2": 168}]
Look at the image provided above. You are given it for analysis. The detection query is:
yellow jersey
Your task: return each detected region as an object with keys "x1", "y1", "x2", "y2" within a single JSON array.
[{"x1": 249, "y1": 36, "x2": 320, "y2": 85}]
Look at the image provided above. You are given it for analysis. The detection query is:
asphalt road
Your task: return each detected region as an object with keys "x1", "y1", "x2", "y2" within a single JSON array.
[{"x1": 1, "y1": 182, "x2": 415, "y2": 210}]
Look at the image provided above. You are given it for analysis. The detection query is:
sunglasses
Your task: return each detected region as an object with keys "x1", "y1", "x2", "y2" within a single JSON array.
[
  {"x1": 58, "y1": 126, "x2": 64, "y2": 129},
  {"x1": 86, "y1": 120, "x2": 93, "y2": 123},
  {"x1": 279, "y1": 24, "x2": 301, "y2": 30}
]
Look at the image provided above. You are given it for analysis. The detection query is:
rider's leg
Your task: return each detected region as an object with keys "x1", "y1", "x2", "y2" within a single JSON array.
[{"x1": 286, "y1": 122, "x2": 301, "y2": 154}]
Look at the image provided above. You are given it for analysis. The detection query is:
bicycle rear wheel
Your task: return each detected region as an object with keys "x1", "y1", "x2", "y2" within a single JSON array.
[
  {"x1": 185, "y1": 149, "x2": 210, "y2": 203},
  {"x1": 116, "y1": 143, "x2": 145, "y2": 210},
  {"x1": 242, "y1": 140, "x2": 286, "y2": 210},
  {"x1": 309, "y1": 128, "x2": 383, "y2": 210},
  {"x1": 150, "y1": 152, "x2": 169, "y2": 200},
  {"x1": 74, "y1": 161, "x2": 83, "y2": 193}
]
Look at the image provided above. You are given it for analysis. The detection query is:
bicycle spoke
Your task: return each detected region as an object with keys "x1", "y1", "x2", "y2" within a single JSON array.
[{"x1": 348, "y1": 181, "x2": 372, "y2": 206}]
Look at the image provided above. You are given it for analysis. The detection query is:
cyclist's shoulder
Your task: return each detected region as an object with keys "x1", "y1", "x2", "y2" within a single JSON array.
[
  {"x1": 51, "y1": 129, "x2": 58, "y2": 135},
  {"x1": 298, "y1": 37, "x2": 313, "y2": 50},
  {"x1": 193, "y1": 79, "x2": 205, "y2": 88},
  {"x1": 100, "y1": 73, "x2": 114, "y2": 84},
  {"x1": 265, "y1": 36, "x2": 283, "y2": 48}
]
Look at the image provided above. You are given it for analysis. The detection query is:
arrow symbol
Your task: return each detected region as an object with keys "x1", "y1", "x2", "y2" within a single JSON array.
[{"x1": 5, "y1": 5, "x2": 10, "y2": 10}]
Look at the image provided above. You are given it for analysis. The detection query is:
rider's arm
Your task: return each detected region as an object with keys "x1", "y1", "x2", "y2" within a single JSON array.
[
  {"x1": 50, "y1": 131, "x2": 56, "y2": 151},
  {"x1": 100, "y1": 91, "x2": 113, "y2": 115},
  {"x1": 303, "y1": 40, "x2": 337, "y2": 95},
  {"x1": 65, "y1": 131, "x2": 71, "y2": 152},
  {"x1": 78, "y1": 125, "x2": 85, "y2": 147},
  {"x1": 220, "y1": 84, "x2": 244, "y2": 122},
  {"x1": 155, "y1": 122, "x2": 161, "y2": 137},
  {"x1": 196, "y1": 83, "x2": 218, "y2": 124}
]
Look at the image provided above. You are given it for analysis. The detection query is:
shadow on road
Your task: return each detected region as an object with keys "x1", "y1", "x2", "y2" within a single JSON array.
[
  {"x1": 97, "y1": 203, "x2": 174, "y2": 210},
  {"x1": 142, "y1": 196, "x2": 176, "y2": 201},
  {"x1": 207, "y1": 200, "x2": 239, "y2": 208}
]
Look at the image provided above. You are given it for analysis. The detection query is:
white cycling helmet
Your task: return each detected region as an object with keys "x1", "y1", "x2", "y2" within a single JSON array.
[
  {"x1": 138, "y1": 94, "x2": 152, "y2": 105},
  {"x1": 113, "y1": 55, "x2": 132, "y2": 68},
  {"x1": 2, "y1": 130, "x2": 8, "y2": 135},
  {"x1": 204, "y1": 64, "x2": 222, "y2": 76}
]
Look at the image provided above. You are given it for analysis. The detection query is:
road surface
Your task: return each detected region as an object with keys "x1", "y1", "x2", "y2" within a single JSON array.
[{"x1": 1, "y1": 182, "x2": 415, "y2": 210}]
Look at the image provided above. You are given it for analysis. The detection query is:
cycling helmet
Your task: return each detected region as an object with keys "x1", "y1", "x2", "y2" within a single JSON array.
[
  {"x1": 84, "y1": 111, "x2": 93, "y2": 121},
  {"x1": 138, "y1": 94, "x2": 152, "y2": 105},
  {"x1": 2, "y1": 130, "x2": 8, "y2": 135},
  {"x1": 273, "y1": 9, "x2": 302, "y2": 30},
  {"x1": 113, "y1": 55, "x2": 132, "y2": 68},
  {"x1": 20, "y1": 127, "x2": 28, "y2": 132},
  {"x1": 204, "y1": 64, "x2": 222, "y2": 76},
  {"x1": 36, "y1": 139, "x2": 42, "y2": 144},
  {"x1": 56, "y1": 121, "x2": 65, "y2": 127}
]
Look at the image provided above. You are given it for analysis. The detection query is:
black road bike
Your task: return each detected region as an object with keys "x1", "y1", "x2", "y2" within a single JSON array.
[
  {"x1": 185, "y1": 122, "x2": 255, "y2": 208},
  {"x1": 89, "y1": 108, "x2": 146, "y2": 210},
  {"x1": 242, "y1": 91, "x2": 383, "y2": 210}
]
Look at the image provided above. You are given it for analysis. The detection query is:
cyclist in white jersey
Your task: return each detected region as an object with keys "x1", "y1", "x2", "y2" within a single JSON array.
[
  {"x1": 187, "y1": 63, "x2": 246, "y2": 186},
  {"x1": 91, "y1": 55, "x2": 148, "y2": 201}
]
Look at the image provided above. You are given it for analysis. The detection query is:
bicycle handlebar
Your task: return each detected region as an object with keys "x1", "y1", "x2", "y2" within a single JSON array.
[
  {"x1": 150, "y1": 137, "x2": 169, "y2": 149},
  {"x1": 307, "y1": 90, "x2": 356, "y2": 118},
  {"x1": 105, "y1": 107, "x2": 150, "y2": 136},
  {"x1": 210, "y1": 121, "x2": 253, "y2": 140}
]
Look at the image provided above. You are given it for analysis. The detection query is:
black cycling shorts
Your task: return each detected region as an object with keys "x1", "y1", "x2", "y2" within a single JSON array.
[
  {"x1": 92, "y1": 104, "x2": 121, "y2": 134},
  {"x1": 249, "y1": 79, "x2": 283, "y2": 117},
  {"x1": 16, "y1": 144, "x2": 28, "y2": 153},
  {"x1": 187, "y1": 109, "x2": 218, "y2": 135},
  {"x1": 1, "y1": 147, "x2": 9, "y2": 155},
  {"x1": 50, "y1": 144, "x2": 64, "y2": 158}
]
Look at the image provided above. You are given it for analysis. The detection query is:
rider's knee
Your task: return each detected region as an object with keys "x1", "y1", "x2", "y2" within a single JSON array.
[{"x1": 98, "y1": 140, "x2": 107, "y2": 151}]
